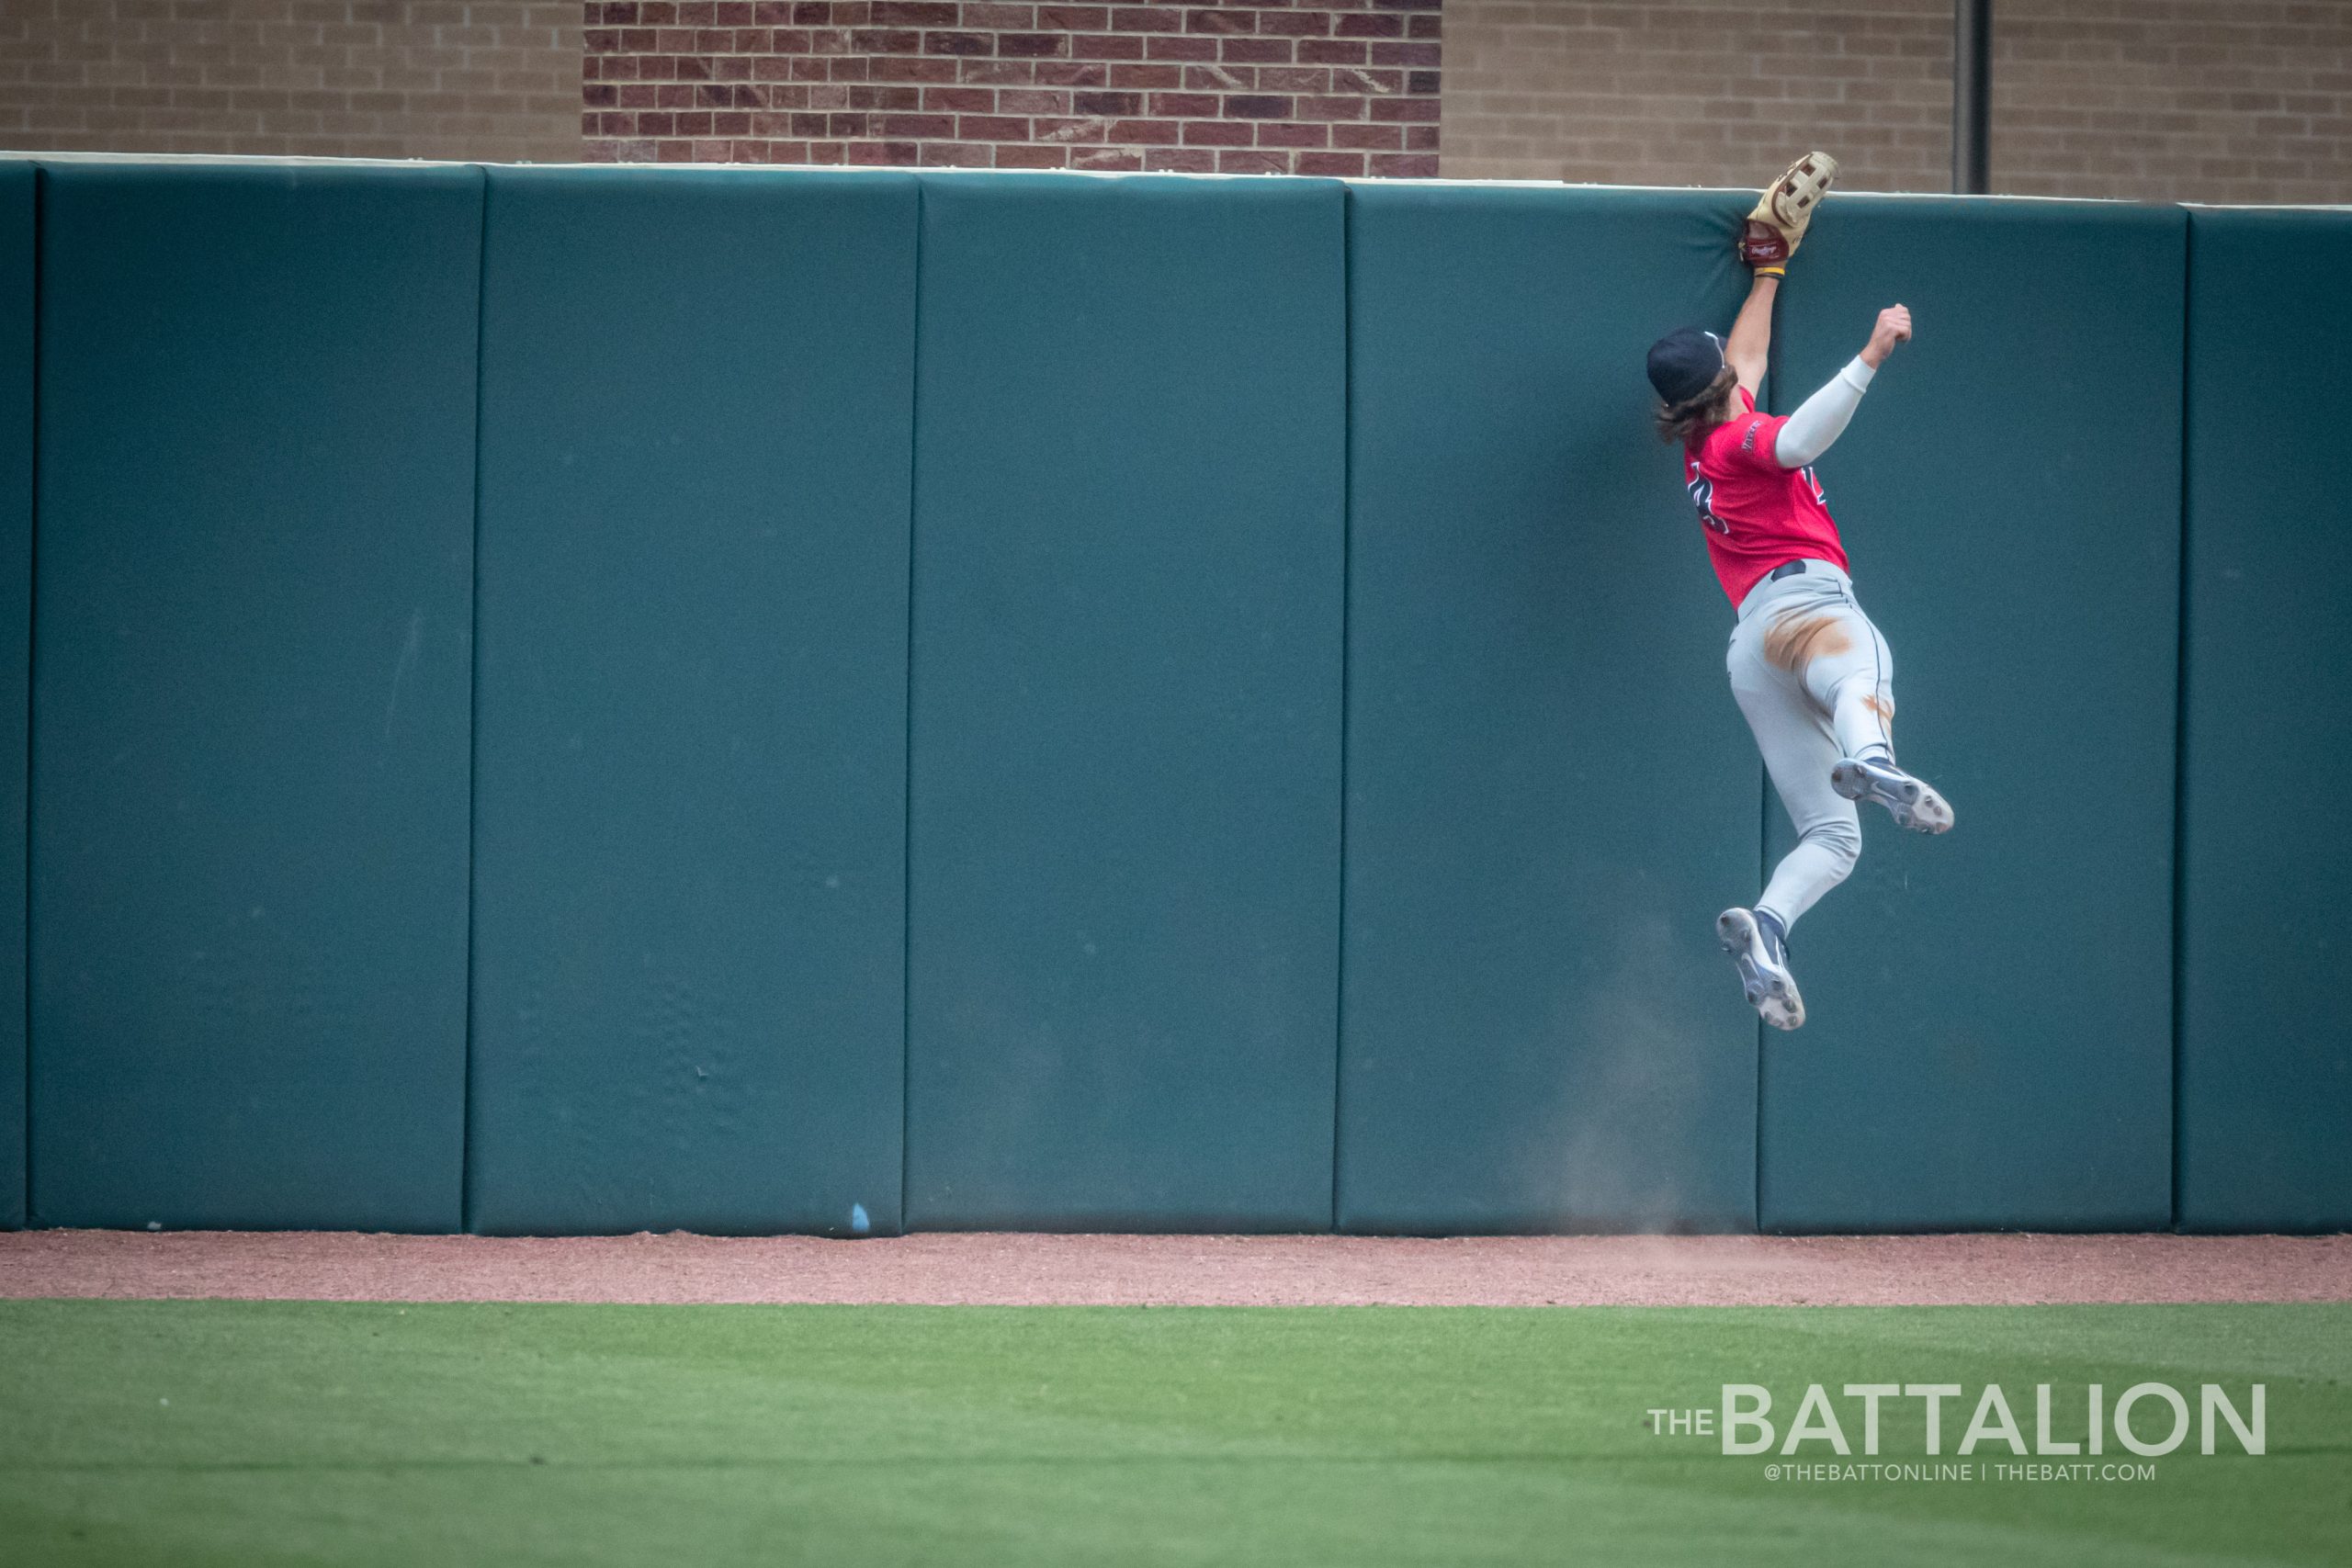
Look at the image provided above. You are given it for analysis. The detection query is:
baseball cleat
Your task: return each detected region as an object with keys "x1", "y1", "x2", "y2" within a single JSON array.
[
  {"x1": 1718, "y1": 907, "x2": 1804, "y2": 1032},
  {"x1": 1831, "y1": 755, "x2": 1954, "y2": 834},
  {"x1": 1738, "y1": 151, "x2": 1838, "y2": 268}
]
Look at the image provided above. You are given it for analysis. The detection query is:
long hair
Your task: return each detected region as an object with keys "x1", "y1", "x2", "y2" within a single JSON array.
[{"x1": 1655, "y1": 365, "x2": 1739, "y2": 446}]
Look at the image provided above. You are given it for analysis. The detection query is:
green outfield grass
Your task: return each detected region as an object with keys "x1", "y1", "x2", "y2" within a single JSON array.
[{"x1": 1, "y1": 1299, "x2": 2346, "y2": 1566}]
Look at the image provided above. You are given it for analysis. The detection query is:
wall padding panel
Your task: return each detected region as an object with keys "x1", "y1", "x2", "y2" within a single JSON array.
[
  {"x1": 30, "y1": 164, "x2": 479, "y2": 1230},
  {"x1": 0, "y1": 164, "x2": 29, "y2": 1230},
  {"x1": 2176, "y1": 207, "x2": 2352, "y2": 1233},
  {"x1": 1758, "y1": 197, "x2": 2182, "y2": 1231},
  {"x1": 904, "y1": 173, "x2": 1346, "y2": 1230},
  {"x1": 467, "y1": 168, "x2": 917, "y2": 1235},
  {"x1": 1338, "y1": 185, "x2": 1762, "y2": 1234}
]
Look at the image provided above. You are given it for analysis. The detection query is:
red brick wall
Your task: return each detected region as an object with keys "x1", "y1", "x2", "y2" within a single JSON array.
[
  {"x1": 0, "y1": 0, "x2": 582, "y2": 164},
  {"x1": 581, "y1": 1, "x2": 1442, "y2": 174}
]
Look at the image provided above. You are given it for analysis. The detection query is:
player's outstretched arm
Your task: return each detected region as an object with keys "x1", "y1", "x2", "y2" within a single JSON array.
[
  {"x1": 1724, "y1": 271, "x2": 1779, "y2": 400},
  {"x1": 1772, "y1": 304, "x2": 1912, "y2": 468}
]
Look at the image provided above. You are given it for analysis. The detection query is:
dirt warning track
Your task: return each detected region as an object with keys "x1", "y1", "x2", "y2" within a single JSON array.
[{"x1": 2, "y1": 1229, "x2": 2346, "y2": 1307}]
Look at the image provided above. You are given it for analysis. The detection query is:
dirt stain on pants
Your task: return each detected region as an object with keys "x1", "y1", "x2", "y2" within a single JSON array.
[{"x1": 1762, "y1": 612, "x2": 1852, "y2": 671}]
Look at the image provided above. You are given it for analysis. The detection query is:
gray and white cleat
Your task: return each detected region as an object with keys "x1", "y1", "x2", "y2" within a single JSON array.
[
  {"x1": 1717, "y1": 907, "x2": 1804, "y2": 1032},
  {"x1": 1831, "y1": 755, "x2": 1954, "y2": 834}
]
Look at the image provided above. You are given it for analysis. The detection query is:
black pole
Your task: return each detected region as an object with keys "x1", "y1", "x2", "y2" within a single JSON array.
[{"x1": 1953, "y1": 0, "x2": 1991, "y2": 194}]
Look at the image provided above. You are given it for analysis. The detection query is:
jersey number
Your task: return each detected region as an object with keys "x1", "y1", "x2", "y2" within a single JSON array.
[
  {"x1": 1686, "y1": 474, "x2": 1728, "y2": 535},
  {"x1": 1690, "y1": 467, "x2": 1827, "y2": 536}
]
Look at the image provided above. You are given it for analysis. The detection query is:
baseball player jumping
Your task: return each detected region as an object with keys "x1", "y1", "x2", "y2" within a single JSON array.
[{"x1": 1645, "y1": 152, "x2": 1953, "y2": 1032}]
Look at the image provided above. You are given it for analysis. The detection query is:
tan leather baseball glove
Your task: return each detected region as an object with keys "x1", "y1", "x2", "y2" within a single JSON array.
[{"x1": 1739, "y1": 152, "x2": 1838, "y2": 273}]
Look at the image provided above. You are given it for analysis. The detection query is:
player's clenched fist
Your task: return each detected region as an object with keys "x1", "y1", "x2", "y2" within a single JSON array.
[{"x1": 1862, "y1": 305, "x2": 1912, "y2": 367}]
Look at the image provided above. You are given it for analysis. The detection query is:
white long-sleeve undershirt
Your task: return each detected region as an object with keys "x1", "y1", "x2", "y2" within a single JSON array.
[{"x1": 1772, "y1": 356, "x2": 1877, "y2": 468}]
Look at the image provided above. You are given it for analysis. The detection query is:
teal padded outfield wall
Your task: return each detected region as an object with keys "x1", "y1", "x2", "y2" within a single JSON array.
[
  {"x1": 3, "y1": 158, "x2": 2346, "y2": 1235},
  {"x1": 903, "y1": 175, "x2": 1345, "y2": 1230},
  {"x1": 2177, "y1": 209, "x2": 2352, "y2": 1232},
  {"x1": 0, "y1": 164, "x2": 27, "y2": 1230},
  {"x1": 466, "y1": 168, "x2": 916, "y2": 1235},
  {"x1": 28, "y1": 164, "x2": 479, "y2": 1231},
  {"x1": 1339, "y1": 186, "x2": 1759, "y2": 1233},
  {"x1": 1758, "y1": 199, "x2": 2184, "y2": 1232}
]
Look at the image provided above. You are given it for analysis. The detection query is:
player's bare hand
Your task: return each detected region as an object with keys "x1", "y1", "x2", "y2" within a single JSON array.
[{"x1": 1861, "y1": 305, "x2": 1912, "y2": 367}]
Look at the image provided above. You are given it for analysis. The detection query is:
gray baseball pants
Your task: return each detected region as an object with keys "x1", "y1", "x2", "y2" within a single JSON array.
[{"x1": 1724, "y1": 559, "x2": 1897, "y2": 931}]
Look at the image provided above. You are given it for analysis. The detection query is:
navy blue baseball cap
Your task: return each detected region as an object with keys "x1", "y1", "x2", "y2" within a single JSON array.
[{"x1": 1646, "y1": 327, "x2": 1727, "y2": 404}]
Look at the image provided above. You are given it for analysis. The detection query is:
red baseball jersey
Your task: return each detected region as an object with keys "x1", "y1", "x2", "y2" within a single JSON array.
[{"x1": 1682, "y1": 387, "x2": 1849, "y2": 606}]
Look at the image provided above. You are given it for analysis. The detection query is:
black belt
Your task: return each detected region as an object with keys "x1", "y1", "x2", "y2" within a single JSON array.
[{"x1": 1770, "y1": 559, "x2": 1809, "y2": 581}]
